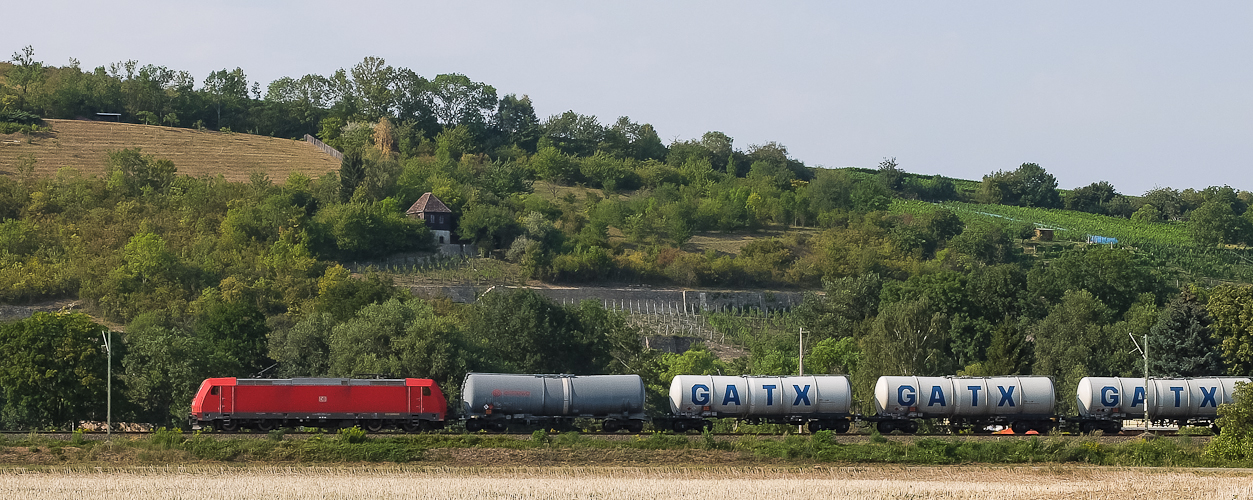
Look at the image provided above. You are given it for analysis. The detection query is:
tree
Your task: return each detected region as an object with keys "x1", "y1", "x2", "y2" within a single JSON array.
[
  {"x1": 1205, "y1": 381, "x2": 1253, "y2": 460},
  {"x1": 268, "y1": 312, "x2": 336, "y2": 377},
  {"x1": 983, "y1": 318, "x2": 1031, "y2": 375},
  {"x1": 7, "y1": 46, "x2": 45, "y2": 111},
  {"x1": 0, "y1": 312, "x2": 107, "y2": 430},
  {"x1": 1066, "y1": 181, "x2": 1118, "y2": 214},
  {"x1": 457, "y1": 202, "x2": 521, "y2": 251},
  {"x1": 1148, "y1": 290, "x2": 1223, "y2": 377},
  {"x1": 466, "y1": 289, "x2": 613, "y2": 374},
  {"x1": 1030, "y1": 289, "x2": 1114, "y2": 414},
  {"x1": 1189, "y1": 199, "x2": 1252, "y2": 246},
  {"x1": 430, "y1": 73, "x2": 497, "y2": 127},
  {"x1": 203, "y1": 68, "x2": 249, "y2": 129},
  {"x1": 492, "y1": 94, "x2": 540, "y2": 150},
  {"x1": 855, "y1": 297, "x2": 952, "y2": 392},
  {"x1": 339, "y1": 149, "x2": 365, "y2": 202},
  {"x1": 105, "y1": 148, "x2": 177, "y2": 196},
  {"x1": 328, "y1": 298, "x2": 464, "y2": 397},
  {"x1": 977, "y1": 163, "x2": 1061, "y2": 208},
  {"x1": 121, "y1": 324, "x2": 203, "y2": 427},
  {"x1": 1026, "y1": 246, "x2": 1165, "y2": 317},
  {"x1": 193, "y1": 290, "x2": 271, "y2": 377},
  {"x1": 1208, "y1": 284, "x2": 1253, "y2": 376}
]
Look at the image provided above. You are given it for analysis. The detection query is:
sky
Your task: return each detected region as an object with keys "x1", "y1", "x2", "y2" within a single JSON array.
[{"x1": 4, "y1": 1, "x2": 1252, "y2": 194}]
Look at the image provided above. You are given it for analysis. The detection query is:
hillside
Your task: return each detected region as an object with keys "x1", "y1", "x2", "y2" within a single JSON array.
[{"x1": 0, "y1": 119, "x2": 340, "y2": 182}]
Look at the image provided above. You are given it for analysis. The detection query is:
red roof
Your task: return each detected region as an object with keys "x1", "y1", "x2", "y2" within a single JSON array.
[{"x1": 406, "y1": 192, "x2": 451, "y2": 215}]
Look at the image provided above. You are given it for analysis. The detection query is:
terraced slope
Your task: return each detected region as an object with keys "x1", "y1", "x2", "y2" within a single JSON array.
[{"x1": 0, "y1": 119, "x2": 340, "y2": 182}]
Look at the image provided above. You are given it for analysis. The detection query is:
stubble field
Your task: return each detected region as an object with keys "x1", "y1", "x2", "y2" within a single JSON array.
[{"x1": 2, "y1": 465, "x2": 1250, "y2": 500}]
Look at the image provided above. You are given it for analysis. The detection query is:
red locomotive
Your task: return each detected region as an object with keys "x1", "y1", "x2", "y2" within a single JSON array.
[{"x1": 189, "y1": 377, "x2": 446, "y2": 432}]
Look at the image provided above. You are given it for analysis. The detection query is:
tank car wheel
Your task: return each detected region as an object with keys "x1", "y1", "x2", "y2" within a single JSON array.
[
  {"x1": 1211, "y1": 424, "x2": 1222, "y2": 435},
  {"x1": 491, "y1": 422, "x2": 508, "y2": 433},
  {"x1": 628, "y1": 420, "x2": 645, "y2": 433},
  {"x1": 1079, "y1": 422, "x2": 1097, "y2": 434},
  {"x1": 465, "y1": 419, "x2": 484, "y2": 432},
  {"x1": 876, "y1": 421, "x2": 895, "y2": 434},
  {"x1": 364, "y1": 420, "x2": 384, "y2": 433},
  {"x1": 1102, "y1": 422, "x2": 1122, "y2": 435},
  {"x1": 902, "y1": 420, "x2": 919, "y2": 434},
  {"x1": 835, "y1": 420, "x2": 851, "y2": 434},
  {"x1": 217, "y1": 420, "x2": 239, "y2": 433},
  {"x1": 603, "y1": 420, "x2": 622, "y2": 433},
  {"x1": 673, "y1": 420, "x2": 689, "y2": 432},
  {"x1": 1011, "y1": 421, "x2": 1031, "y2": 435}
]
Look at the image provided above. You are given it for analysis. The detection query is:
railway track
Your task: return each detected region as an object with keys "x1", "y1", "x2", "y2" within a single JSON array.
[{"x1": 0, "y1": 429, "x2": 1191, "y2": 440}]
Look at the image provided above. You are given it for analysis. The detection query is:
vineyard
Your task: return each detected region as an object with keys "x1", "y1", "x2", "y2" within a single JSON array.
[{"x1": 891, "y1": 199, "x2": 1192, "y2": 245}]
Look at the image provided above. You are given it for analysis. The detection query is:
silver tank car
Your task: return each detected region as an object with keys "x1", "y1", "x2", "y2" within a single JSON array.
[
  {"x1": 461, "y1": 373, "x2": 646, "y2": 432},
  {"x1": 1077, "y1": 377, "x2": 1250, "y2": 426},
  {"x1": 873, "y1": 376, "x2": 1056, "y2": 434},
  {"x1": 668, "y1": 375, "x2": 854, "y2": 432}
]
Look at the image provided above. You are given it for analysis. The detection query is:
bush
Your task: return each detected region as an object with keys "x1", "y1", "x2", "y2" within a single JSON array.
[{"x1": 337, "y1": 426, "x2": 367, "y2": 444}]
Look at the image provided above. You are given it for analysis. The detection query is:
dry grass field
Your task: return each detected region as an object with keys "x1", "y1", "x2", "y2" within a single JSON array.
[
  {"x1": 0, "y1": 119, "x2": 340, "y2": 183},
  {"x1": 1, "y1": 465, "x2": 1249, "y2": 500}
]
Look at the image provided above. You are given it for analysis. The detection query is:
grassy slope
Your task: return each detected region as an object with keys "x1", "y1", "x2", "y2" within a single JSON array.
[{"x1": 0, "y1": 119, "x2": 340, "y2": 183}]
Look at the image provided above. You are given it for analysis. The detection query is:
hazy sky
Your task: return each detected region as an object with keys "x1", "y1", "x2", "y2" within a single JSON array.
[{"x1": 5, "y1": 1, "x2": 1252, "y2": 194}]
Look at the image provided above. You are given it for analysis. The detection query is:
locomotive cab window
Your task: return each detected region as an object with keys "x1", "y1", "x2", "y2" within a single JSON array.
[
  {"x1": 422, "y1": 387, "x2": 431, "y2": 396},
  {"x1": 210, "y1": 386, "x2": 219, "y2": 395}
]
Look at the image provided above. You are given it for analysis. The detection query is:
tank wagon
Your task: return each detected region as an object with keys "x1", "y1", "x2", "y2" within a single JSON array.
[
  {"x1": 1076, "y1": 376, "x2": 1251, "y2": 433},
  {"x1": 461, "y1": 373, "x2": 647, "y2": 432},
  {"x1": 669, "y1": 375, "x2": 854, "y2": 432},
  {"x1": 188, "y1": 377, "x2": 446, "y2": 432},
  {"x1": 873, "y1": 376, "x2": 1056, "y2": 434}
]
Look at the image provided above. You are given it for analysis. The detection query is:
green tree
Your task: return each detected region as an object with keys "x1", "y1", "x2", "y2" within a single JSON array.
[
  {"x1": 339, "y1": 149, "x2": 365, "y2": 202},
  {"x1": 120, "y1": 324, "x2": 203, "y2": 427},
  {"x1": 328, "y1": 299, "x2": 464, "y2": 397},
  {"x1": 268, "y1": 312, "x2": 336, "y2": 377},
  {"x1": 1030, "y1": 289, "x2": 1114, "y2": 414},
  {"x1": 1147, "y1": 290, "x2": 1223, "y2": 377},
  {"x1": 1205, "y1": 381, "x2": 1253, "y2": 460},
  {"x1": 193, "y1": 290, "x2": 271, "y2": 377},
  {"x1": 7, "y1": 46, "x2": 45, "y2": 111},
  {"x1": 1189, "y1": 199, "x2": 1252, "y2": 246},
  {"x1": 855, "y1": 297, "x2": 951, "y2": 396},
  {"x1": 105, "y1": 148, "x2": 177, "y2": 196},
  {"x1": 807, "y1": 336, "x2": 859, "y2": 375},
  {"x1": 0, "y1": 312, "x2": 107, "y2": 430},
  {"x1": 1208, "y1": 284, "x2": 1253, "y2": 376},
  {"x1": 983, "y1": 318, "x2": 1031, "y2": 375}
]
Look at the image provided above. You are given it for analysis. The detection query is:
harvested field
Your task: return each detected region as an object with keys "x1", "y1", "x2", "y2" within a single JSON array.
[
  {"x1": 1, "y1": 465, "x2": 1250, "y2": 499},
  {"x1": 0, "y1": 119, "x2": 340, "y2": 183}
]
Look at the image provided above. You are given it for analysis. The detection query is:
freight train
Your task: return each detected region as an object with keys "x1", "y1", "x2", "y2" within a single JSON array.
[{"x1": 189, "y1": 373, "x2": 1250, "y2": 434}]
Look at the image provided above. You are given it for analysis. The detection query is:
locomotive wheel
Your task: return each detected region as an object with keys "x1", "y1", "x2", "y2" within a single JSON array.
[
  {"x1": 217, "y1": 420, "x2": 239, "y2": 433},
  {"x1": 834, "y1": 420, "x2": 851, "y2": 434},
  {"x1": 902, "y1": 420, "x2": 919, "y2": 434},
  {"x1": 603, "y1": 420, "x2": 622, "y2": 433},
  {"x1": 402, "y1": 422, "x2": 422, "y2": 433},
  {"x1": 255, "y1": 420, "x2": 276, "y2": 432},
  {"x1": 364, "y1": 420, "x2": 384, "y2": 433},
  {"x1": 876, "y1": 421, "x2": 895, "y2": 434}
]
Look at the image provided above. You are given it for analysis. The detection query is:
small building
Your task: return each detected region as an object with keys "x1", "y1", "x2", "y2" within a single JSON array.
[
  {"x1": 406, "y1": 192, "x2": 454, "y2": 244},
  {"x1": 1034, "y1": 228, "x2": 1054, "y2": 241}
]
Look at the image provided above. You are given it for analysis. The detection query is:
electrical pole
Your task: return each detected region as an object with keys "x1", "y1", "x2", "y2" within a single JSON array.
[
  {"x1": 101, "y1": 330, "x2": 111, "y2": 439},
  {"x1": 798, "y1": 327, "x2": 805, "y2": 376},
  {"x1": 1144, "y1": 331, "x2": 1151, "y2": 434}
]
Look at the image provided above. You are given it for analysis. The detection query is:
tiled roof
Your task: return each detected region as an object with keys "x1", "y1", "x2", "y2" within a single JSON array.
[{"x1": 406, "y1": 192, "x2": 452, "y2": 214}]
